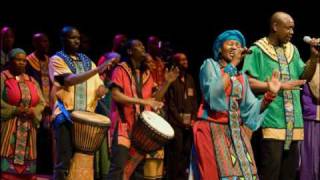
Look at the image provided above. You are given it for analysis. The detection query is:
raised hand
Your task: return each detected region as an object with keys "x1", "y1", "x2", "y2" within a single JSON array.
[
  {"x1": 267, "y1": 70, "x2": 281, "y2": 94},
  {"x1": 97, "y1": 58, "x2": 116, "y2": 74},
  {"x1": 164, "y1": 66, "x2": 179, "y2": 83}
]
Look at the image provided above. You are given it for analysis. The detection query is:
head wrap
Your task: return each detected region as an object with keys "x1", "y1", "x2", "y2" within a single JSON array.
[
  {"x1": 212, "y1": 30, "x2": 246, "y2": 61},
  {"x1": 8, "y1": 48, "x2": 26, "y2": 61}
]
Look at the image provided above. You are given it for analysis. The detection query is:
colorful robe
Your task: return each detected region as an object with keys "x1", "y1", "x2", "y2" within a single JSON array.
[
  {"x1": 49, "y1": 51, "x2": 103, "y2": 118},
  {"x1": 26, "y1": 52, "x2": 54, "y2": 174},
  {"x1": 110, "y1": 62, "x2": 154, "y2": 148},
  {"x1": 190, "y1": 59, "x2": 268, "y2": 180},
  {"x1": 242, "y1": 37, "x2": 305, "y2": 146},
  {"x1": 110, "y1": 62, "x2": 156, "y2": 178},
  {"x1": 1, "y1": 70, "x2": 45, "y2": 179},
  {"x1": 26, "y1": 53, "x2": 51, "y2": 105}
]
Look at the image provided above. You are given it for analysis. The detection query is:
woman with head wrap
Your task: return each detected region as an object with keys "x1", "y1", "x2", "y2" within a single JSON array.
[
  {"x1": 189, "y1": 30, "x2": 281, "y2": 179},
  {"x1": 1, "y1": 48, "x2": 45, "y2": 180}
]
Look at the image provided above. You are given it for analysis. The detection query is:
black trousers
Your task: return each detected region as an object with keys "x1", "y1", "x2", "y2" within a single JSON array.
[
  {"x1": 252, "y1": 130, "x2": 299, "y2": 180},
  {"x1": 36, "y1": 121, "x2": 54, "y2": 175},
  {"x1": 165, "y1": 126, "x2": 193, "y2": 180},
  {"x1": 53, "y1": 121, "x2": 74, "y2": 180},
  {"x1": 107, "y1": 123, "x2": 144, "y2": 180}
]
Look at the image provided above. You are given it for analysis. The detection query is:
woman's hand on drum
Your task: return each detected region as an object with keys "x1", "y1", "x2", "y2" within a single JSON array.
[{"x1": 143, "y1": 98, "x2": 164, "y2": 111}]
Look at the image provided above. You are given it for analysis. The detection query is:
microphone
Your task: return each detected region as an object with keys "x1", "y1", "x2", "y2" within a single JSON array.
[{"x1": 303, "y1": 36, "x2": 320, "y2": 46}]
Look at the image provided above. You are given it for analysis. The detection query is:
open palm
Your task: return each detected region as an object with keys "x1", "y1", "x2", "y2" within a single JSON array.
[
  {"x1": 267, "y1": 70, "x2": 281, "y2": 94},
  {"x1": 165, "y1": 67, "x2": 180, "y2": 83}
]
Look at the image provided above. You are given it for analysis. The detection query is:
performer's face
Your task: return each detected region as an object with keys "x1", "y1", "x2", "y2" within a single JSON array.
[
  {"x1": 12, "y1": 53, "x2": 27, "y2": 74},
  {"x1": 130, "y1": 40, "x2": 146, "y2": 62},
  {"x1": 33, "y1": 34, "x2": 49, "y2": 54},
  {"x1": 65, "y1": 29, "x2": 80, "y2": 52},
  {"x1": 220, "y1": 40, "x2": 242, "y2": 62},
  {"x1": 275, "y1": 17, "x2": 294, "y2": 44},
  {"x1": 176, "y1": 53, "x2": 189, "y2": 69},
  {"x1": 145, "y1": 54, "x2": 156, "y2": 70},
  {"x1": 1, "y1": 28, "x2": 15, "y2": 50},
  {"x1": 113, "y1": 34, "x2": 127, "y2": 51}
]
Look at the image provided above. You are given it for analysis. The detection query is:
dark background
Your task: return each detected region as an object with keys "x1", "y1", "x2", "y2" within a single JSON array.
[{"x1": 1, "y1": 1, "x2": 319, "y2": 78}]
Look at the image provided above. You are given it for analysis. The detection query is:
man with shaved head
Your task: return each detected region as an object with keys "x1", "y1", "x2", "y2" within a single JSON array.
[
  {"x1": 26, "y1": 32, "x2": 54, "y2": 176},
  {"x1": 112, "y1": 34, "x2": 127, "y2": 53},
  {"x1": 27, "y1": 33, "x2": 51, "y2": 108},
  {"x1": 243, "y1": 12, "x2": 320, "y2": 180},
  {"x1": 0, "y1": 26, "x2": 15, "y2": 70}
]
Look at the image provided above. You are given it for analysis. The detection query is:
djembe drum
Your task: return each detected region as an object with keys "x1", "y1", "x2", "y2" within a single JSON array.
[
  {"x1": 67, "y1": 111, "x2": 110, "y2": 180},
  {"x1": 124, "y1": 111, "x2": 175, "y2": 179},
  {"x1": 131, "y1": 111, "x2": 175, "y2": 153}
]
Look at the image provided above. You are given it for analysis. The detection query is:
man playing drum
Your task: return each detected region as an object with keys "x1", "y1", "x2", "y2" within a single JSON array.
[
  {"x1": 48, "y1": 26, "x2": 112, "y2": 180},
  {"x1": 107, "y1": 39, "x2": 179, "y2": 180}
]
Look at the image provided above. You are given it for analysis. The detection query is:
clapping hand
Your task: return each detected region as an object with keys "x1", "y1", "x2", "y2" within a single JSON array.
[{"x1": 164, "y1": 66, "x2": 179, "y2": 83}]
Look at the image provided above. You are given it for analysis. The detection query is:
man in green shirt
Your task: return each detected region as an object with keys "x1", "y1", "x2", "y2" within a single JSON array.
[{"x1": 242, "y1": 11, "x2": 320, "y2": 180}]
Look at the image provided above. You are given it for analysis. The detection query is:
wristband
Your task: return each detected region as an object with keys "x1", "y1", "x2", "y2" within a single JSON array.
[{"x1": 262, "y1": 91, "x2": 277, "y2": 105}]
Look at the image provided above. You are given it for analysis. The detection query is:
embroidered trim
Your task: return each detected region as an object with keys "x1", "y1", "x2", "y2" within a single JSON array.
[
  {"x1": 56, "y1": 51, "x2": 92, "y2": 73},
  {"x1": 228, "y1": 77, "x2": 254, "y2": 179},
  {"x1": 73, "y1": 60, "x2": 87, "y2": 111},
  {"x1": 254, "y1": 37, "x2": 294, "y2": 63},
  {"x1": 14, "y1": 78, "x2": 32, "y2": 165},
  {"x1": 262, "y1": 128, "x2": 304, "y2": 140},
  {"x1": 274, "y1": 47, "x2": 296, "y2": 150}
]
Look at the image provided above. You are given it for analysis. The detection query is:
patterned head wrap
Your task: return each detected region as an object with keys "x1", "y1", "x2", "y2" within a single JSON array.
[
  {"x1": 212, "y1": 30, "x2": 246, "y2": 61},
  {"x1": 8, "y1": 48, "x2": 26, "y2": 61}
]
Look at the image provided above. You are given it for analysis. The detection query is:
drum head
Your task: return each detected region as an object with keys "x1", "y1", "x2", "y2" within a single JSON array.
[
  {"x1": 140, "y1": 111, "x2": 174, "y2": 138},
  {"x1": 71, "y1": 111, "x2": 110, "y2": 125}
]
